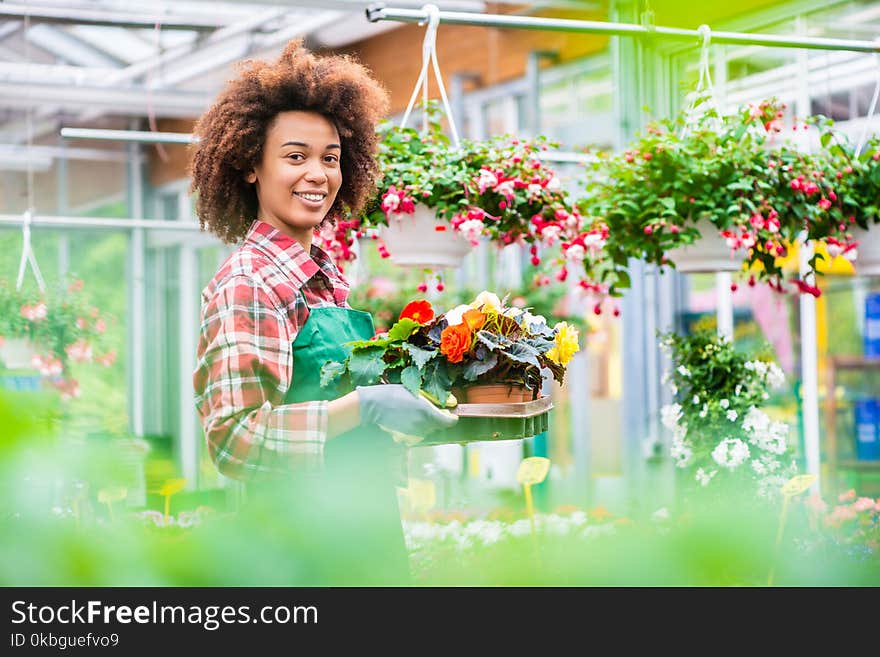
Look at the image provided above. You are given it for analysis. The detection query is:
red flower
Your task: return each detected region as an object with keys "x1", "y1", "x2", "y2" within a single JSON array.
[
  {"x1": 399, "y1": 300, "x2": 434, "y2": 324},
  {"x1": 440, "y1": 324, "x2": 471, "y2": 363}
]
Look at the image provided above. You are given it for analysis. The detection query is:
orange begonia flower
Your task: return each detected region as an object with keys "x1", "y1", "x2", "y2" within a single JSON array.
[
  {"x1": 440, "y1": 323, "x2": 472, "y2": 363},
  {"x1": 399, "y1": 299, "x2": 434, "y2": 324},
  {"x1": 462, "y1": 308, "x2": 486, "y2": 332}
]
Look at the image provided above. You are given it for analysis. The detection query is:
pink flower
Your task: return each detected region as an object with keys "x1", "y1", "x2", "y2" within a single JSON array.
[
  {"x1": 65, "y1": 340, "x2": 93, "y2": 364},
  {"x1": 94, "y1": 319, "x2": 106, "y2": 334},
  {"x1": 477, "y1": 169, "x2": 499, "y2": 194},
  {"x1": 76, "y1": 317, "x2": 88, "y2": 330},
  {"x1": 853, "y1": 497, "x2": 875, "y2": 512},
  {"x1": 494, "y1": 180, "x2": 516, "y2": 201},
  {"x1": 97, "y1": 350, "x2": 117, "y2": 367},
  {"x1": 21, "y1": 303, "x2": 48, "y2": 321},
  {"x1": 818, "y1": 198, "x2": 832, "y2": 211},
  {"x1": 838, "y1": 488, "x2": 856, "y2": 502},
  {"x1": 805, "y1": 493, "x2": 828, "y2": 514},
  {"x1": 457, "y1": 219, "x2": 486, "y2": 246}
]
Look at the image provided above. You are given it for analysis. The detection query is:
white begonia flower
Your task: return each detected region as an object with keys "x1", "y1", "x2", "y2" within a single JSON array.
[
  {"x1": 751, "y1": 459, "x2": 767, "y2": 475},
  {"x1": 762, "y1": 392, "x2": 770, "y2": 400},
  {"x1": 471, "y1": 290, "x2": 502, "y2": 311},
  {"x1": 677, "y1": 365, "x2": 691, "y2": 378},
  {"x1": 726, "y1": 409, "x2": 738, "y2": 422},
  {"x1": 693, "y1": 395, "x2": 700, "y2": 405},
  {"x1": 661, "y1": 403, "x2": 683, "y2": 430},
  {"x1": 545, "y1": 175, "x2": 562, "y2": 192},
  {"x1": 695, "y1": 468, "x2": 717, "y2": 487},
  {"x1": 699, "y1": 403, "x2": 708, "y2": 418},
  {"x1": 720, "y1": 399, "x2": 729, "y2": 409},
  {"x1": 735, "y1": 384, "x2": 742, "y2": 396},
  {"x1": 565, "y1": 244, "x2": 586, "y2": 263},
  {"x1": 711, "y1": 438, "x2": 750, "y2": 470},
  {"x1": 670, "y1": 383, "x2": 678, "y2": 395},
  {"x1": 443, "y1": 304, "x2": 473, "y2": 327}
]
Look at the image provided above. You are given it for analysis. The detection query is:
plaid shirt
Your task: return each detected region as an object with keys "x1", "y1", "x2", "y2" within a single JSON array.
[{"x1": 193, "y1": 220, "x2": 352, "y2": 481}]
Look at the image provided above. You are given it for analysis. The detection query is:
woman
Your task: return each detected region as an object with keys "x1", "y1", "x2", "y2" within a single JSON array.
[{"x1": 190, "y1": 41, "x2": 456, "y2": 583}]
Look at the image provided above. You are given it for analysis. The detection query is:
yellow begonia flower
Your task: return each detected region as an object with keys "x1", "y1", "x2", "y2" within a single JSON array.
[
  {"x1": 471, "y1": 291, "x2": 502, "y2": 312},
  {"x1": 547, "y1": 321, "x2": 580, "y2": 366}
]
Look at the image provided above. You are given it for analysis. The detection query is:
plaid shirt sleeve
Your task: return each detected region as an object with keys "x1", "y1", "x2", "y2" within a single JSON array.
[{"x1": 193, "y1": 274, "x2": 327, "y2": 481}]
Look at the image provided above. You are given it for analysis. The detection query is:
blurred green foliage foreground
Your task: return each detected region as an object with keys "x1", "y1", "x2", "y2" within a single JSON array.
[{"x1": 1, "y1": 390, "x2": 878, "y2": 586}]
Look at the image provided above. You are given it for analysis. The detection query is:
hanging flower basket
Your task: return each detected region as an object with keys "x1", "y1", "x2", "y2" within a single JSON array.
[
  {"x1": 379, "y1": 204, "x2": 473, "y2": 270},
  {"x1": 850, "y1": 225, "x2": 880, "y2": 276},
  {"x1": 0, "y1": 337, "x2": 36, "y2": 370},
  {"x1": 666, "y1": 219, "x2": 744, "y2": 273}
]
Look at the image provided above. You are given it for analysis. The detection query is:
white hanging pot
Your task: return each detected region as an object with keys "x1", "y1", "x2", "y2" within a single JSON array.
[
  {"x1": 666, "y1": 219, "x2": 743, "y2": 273},
  {"x1": 379, "y1": 204, "x2": 473, "y2": 270},
  {"x1": 851, "y1": 225, "x2": 880, "y2": 276},
  {"x1": 0, "y1": 337, "x2": 36, "y2": 370}
]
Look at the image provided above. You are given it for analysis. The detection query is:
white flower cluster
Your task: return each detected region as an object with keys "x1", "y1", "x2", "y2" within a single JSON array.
[
  {"x1": 711, "y1": 438, "x2": 751, "y2": 469},
  {"x1": 744, "y1": 359, "x2": 786, "y2": 390},
  {"x1": 403, "y1": 511, "x2": 599, "y2": 552}
]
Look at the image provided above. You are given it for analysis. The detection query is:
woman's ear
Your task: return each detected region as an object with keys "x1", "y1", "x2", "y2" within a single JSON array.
[{"x1": 245, "y1": 170, "x2": 257, "y2": 184}]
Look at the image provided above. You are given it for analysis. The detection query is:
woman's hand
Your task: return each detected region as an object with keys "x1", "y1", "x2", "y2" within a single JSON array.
[{"x1": 356, "y1": 384, "x2": 458, "y2": 441}]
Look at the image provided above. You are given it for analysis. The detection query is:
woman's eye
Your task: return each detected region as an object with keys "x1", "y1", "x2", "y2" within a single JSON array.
[
  {"x1": 324, "y1": 155, "x2": 339, "y2": 163},
  {"x1": 287, "y1": 153, "x2": 304, "y2": 161}
]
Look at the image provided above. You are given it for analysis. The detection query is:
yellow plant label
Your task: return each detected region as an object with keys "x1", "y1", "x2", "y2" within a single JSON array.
[
  {"x1": 781, "y1": 474, "x2": 817, "y2": 497},
  {"x1": 517, "y1": 457, "x2": 550, "y2": 486},
  {"x1": 407, "y1": 478, "x2": 436, "y2": 512},
  {"x1": 158, "y1": 478, "x2": 187, "y2": 497},
  {"x1": 97, "y1": 487, "x2": 127, "y2": 504}
]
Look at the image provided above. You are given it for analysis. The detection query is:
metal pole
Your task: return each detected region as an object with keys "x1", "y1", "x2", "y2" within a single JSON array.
[
  {"x1": 127, "y1": 135, "x2": 146, "y2": 440},
  {"x1": 0, "y1": 214, "x2": 208, "y2": 232},
  {"x1": 60, "y1": 128, "x2": 198, "y2": 145},
  {"x1": 365, "y1": 5, "x2": 880, "y2": 53},
  {"x1": 716, "y1": 271, "x2": 734, "y2": 340},
  {"x1": 799, "y1": 239, "x2": 822, "y2": 493}
]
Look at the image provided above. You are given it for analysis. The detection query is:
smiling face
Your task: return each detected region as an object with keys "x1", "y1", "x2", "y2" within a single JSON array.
[{"x1": 246, "y1": 110, "x2": 342, "y2": 249}]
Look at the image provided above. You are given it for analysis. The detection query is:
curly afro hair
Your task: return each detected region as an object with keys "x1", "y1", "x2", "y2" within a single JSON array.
[{"x1": 189, "y1": 40, "x2": 390, "y2": 244}]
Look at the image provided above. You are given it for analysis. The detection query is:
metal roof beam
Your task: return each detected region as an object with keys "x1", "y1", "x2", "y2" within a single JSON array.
[
  {"x1": 0, "y1": 3, "x2": 239, "y2": 31},
  {"x1": 0, "y1": 81, "x2": 209, "y2": 118}
]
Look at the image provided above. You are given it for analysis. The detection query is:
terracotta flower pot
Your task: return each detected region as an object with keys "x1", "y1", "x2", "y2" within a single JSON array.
[
  {"x1": 458, "y1": 383, "x2": 536, "y2": 404},
  {"x1": 379, "y1": 204, "x2": 473, "y2": 270}
]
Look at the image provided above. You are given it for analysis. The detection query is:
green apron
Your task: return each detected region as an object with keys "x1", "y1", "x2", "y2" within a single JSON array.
[{"x1": 280, "y1": 297, "x2": 411, "y2": 584}]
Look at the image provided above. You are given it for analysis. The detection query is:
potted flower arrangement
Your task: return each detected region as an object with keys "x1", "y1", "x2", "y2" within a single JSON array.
[
  {"x1": 658, "y1": 329, "x2": 797, "y2": 504},
  {"x1": 315, "y1": 101, "x2": 586, "y2": 278},
  {"x1": 0, "y1": 278, "x2": 115, "y2": 398},
  {"x1": 578, "y1": 95, "x2": 853, "y2": 297},
  {"x1": 320, "y1": 290, "x2": 580, "y2": 411}
]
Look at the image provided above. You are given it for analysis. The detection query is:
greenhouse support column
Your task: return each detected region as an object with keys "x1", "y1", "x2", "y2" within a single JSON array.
[
  {"x1": 56, "y1": 142, "x2": 69, "y2": 277},
  {"x1": 126, "y1": 136, "x2": 145, "y2": 439},
  {"x1": 799, "y1": 239, "x2": 821, "y2": 492},
  {"x1": 178, "y1": 192, "x2": 200, "y2": 488},
  {"x1": 716, "y1": 272, "x2": 734, "y2": 339}
]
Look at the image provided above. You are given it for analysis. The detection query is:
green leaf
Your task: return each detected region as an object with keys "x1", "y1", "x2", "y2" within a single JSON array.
[
  {"x1": 402, "y1": 343, "x2": 437, "y2": 369},
  {"x1": 387, "y1": 318, "x2": 420, "y2": 342},
  {"x1": 421, "y1": 358, "x2": 453, "y2": 406},
  {"x1": 501, "y1": 342, "x2": 542, "y2": 369},
  {"x1": 400, "y1": 365, "x2": 422, "y2": 397},
  {"x1": 463, "y1": 352, "x2": 498, "y2": 381},
  {"x1": 348, "y1": 346, "x2": 387, "y2": 386},
  {"x1": 320, "y1": 361, "x2": 346, "y2": 388},
  {"x1": 475, "y1": 330, "x2": 512, "y2": 351},
  {"x1": 658, "y1": 197, "x2": 675, "y2": 211}
]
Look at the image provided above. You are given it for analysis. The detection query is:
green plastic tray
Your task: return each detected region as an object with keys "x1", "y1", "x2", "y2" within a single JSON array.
[{"x1": 420, "y1": 396, "x2": 553, "y2": 445}]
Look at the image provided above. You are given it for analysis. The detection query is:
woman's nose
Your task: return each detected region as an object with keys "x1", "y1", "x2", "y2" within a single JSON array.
[{"x1": 304, "y1": 159, "x2": 328, "y2": 183}]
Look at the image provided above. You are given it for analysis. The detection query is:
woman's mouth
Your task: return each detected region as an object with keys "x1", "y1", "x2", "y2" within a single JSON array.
[{"x1": 293, "y1": 191, "x2": 327, "y2": 208}]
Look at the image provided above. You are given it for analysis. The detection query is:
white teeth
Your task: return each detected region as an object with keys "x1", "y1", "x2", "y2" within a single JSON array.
[{"x1": 296, "y1": 192, "x2": 325, "y2": 202}]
